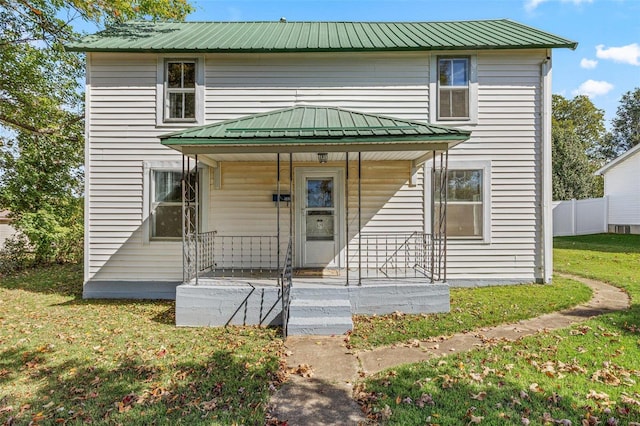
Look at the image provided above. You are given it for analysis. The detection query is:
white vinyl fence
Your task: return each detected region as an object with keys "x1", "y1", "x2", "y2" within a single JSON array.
[{"x1": 552, "y1": 197, "x2": 608, "y2": 237}]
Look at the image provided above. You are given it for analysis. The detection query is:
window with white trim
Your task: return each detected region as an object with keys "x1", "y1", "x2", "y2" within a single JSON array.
[
  {"x1": 438, "y1": 57, "x2": 470, "y2": 120},
  {"x1": 150, "y1": 169, "x2": 199, "y2": 240},
  {"x1": 165, "y1": 60, "x2": 196, "y2": 121},
  {"x1": 435, "y1": 169, "x2": 488, "y2": 239}
]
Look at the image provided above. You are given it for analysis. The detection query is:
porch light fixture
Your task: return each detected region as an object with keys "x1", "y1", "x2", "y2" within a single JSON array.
[{"x1": 317, "y1": 152, "x2": 328, "y2": 163}]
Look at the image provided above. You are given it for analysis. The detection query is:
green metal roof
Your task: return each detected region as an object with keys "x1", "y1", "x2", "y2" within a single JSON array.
[
  {"x1": 160, "y1": 106, "x2": 471, "y2": 153},
  {"x1": 67, "y1": 19, "x2": 577, "y2": 53}
]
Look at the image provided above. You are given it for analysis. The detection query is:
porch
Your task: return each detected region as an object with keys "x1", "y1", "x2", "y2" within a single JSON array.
[{"x1": 160, "y1": 106, "x2": 471, "y2": 335}]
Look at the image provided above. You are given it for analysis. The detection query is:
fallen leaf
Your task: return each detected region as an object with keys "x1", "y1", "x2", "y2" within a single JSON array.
[
  {"x1": 586, "y1": 389, "x2": 610, "y2": 401},
  {"x1": 529, "y1": 383, "x2": 543, "y2": 393},
  {"x1": 286, "y1": 364, "x2": 314, "y2": 378},
  {"x1": 416, "y1": 393, "x2": 434, "y2": 408},
  {"x1": 471, "y1": 392, "x2": 487, "y2": 401},
  {"x1": 468, "y1": 414, "x2": 484, "y2": 424},
  {"x1": 380, "y1": 404, "x2": 392, "y2": 420}
]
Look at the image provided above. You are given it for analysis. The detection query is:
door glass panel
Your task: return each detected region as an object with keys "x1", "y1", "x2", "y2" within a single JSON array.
[
  {"x1": 306, "y1": 211, "x2": 334, "y2": 241},
  {"x1": 307, "y1": 178, "x2": 333, "y2": 208},
  {"x1": 306, "y1": 177, "x2": 334, "y2": 241}
]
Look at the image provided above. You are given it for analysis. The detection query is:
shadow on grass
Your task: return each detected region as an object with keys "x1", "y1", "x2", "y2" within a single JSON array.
[
  {"x1": 0, "y1": 263, "x2": 83, "y2": 298},
  {"x1": 554, "y1": 234, "x2": 640, "y2": 254},
  {"x1": 51, "y1": 298, "x2": 177, "y2": 325},
  {"x1": 271, "y1": 378, "x2": 365, "y2": 424},
  {"x1": 0, "y1": 344, "x2": 281, "y2": 425}
]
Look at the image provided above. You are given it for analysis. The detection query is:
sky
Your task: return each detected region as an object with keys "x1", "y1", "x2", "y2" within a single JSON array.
[{"x1": 176, "y1": 0, "x2": 639, "y2": 125}]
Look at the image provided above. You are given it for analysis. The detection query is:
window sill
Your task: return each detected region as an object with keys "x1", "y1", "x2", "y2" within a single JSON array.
[
  {"x1": 446, "y1": 237, "x2": 490, "y2": 245},
  {"x1": 433, "y1": 119, "x2": 478, "y2": 127},
  {"x1": 156, "y1": 121, "x2": 201, "y2": 129},
  {"x1": 149, "y1": 238, "x2": 182, "y2": 244}
]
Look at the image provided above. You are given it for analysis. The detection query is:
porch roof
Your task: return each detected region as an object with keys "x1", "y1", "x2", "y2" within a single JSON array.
[{"x1": 160, "y1": 106, "x2": 471, "y2": 155}]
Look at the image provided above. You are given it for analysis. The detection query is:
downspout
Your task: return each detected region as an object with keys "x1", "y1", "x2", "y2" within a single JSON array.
[
  {"x1": 539, "y1": 51, "x2": 553, "y2": 283},
  {"x1": 83, "y1": 53, "x2": 92, "y2": 287}
]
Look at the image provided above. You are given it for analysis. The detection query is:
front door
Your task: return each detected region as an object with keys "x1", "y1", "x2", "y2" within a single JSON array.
[{"x1": 295, "y1": 168, "x2": 343, "y2": 268}]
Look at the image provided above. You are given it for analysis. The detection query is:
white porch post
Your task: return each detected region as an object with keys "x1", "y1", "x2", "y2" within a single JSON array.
[
  {"x1": 358, "y1": 152, "x2": 362, "y2": 286},
  {"x1": 277, "y1": 153, "x2": 281, "y2": 271},
  {"x1": 345, "y1": 152, "x2": 349, "y2": 286}
]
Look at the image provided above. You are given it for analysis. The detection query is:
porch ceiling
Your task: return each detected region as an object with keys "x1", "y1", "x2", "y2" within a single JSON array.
[{"x1": 160, "y1": 106, "x2": 471, "y2": 158}]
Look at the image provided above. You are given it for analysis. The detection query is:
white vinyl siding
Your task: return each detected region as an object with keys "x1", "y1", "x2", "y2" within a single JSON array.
[
  {"x1": 603, "y1": 149, "x2": 640, "y2": 226},
  {"x1": 85, "y1": 49, "x2": 548, "y2": 284},
  {"x1": 209, "y1": 160, "x2": 423, "y2": 241},
  {"x1": 204, "y1": 52, "x2": 430, "y2": 122},
  {"x1": 440, "y1": 50, "x2": 545, "y2": 281}
]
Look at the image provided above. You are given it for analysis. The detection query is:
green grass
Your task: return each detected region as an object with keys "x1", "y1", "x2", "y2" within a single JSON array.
[
  {"x1": 0, "y1": 264, "x2": 285, "y2": 425},
  {"x1": 350, "y1": 277, "x2": 592, "y2": 349},
  {"x1": 359, "y1": 234, "x2": 640, "y2": 425}
]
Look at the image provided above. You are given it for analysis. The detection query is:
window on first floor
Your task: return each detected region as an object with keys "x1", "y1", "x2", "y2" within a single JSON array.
[
  {"x1": 150, "y1": 170, "x2": 199, "y2": 240},
  {"x1": 434, "y1": 166, "x2": 488, "y2": 240}
]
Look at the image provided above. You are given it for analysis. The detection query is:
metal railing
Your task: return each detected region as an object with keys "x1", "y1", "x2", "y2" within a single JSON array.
[
  {"x1": 192, "y1": 232, "x2": 280, "y2": 278},
  {"x1": 280, "y1": 237, "x2": 293, "y2": 337},
  {"x1": 348, "y1": 232, "x2": 443, "y2": 281},
  {"x1": 185, "y1": 231, "x2": 444, "y2": 284}
]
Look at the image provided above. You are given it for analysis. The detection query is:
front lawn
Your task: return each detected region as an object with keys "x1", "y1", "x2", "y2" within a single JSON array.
[
  {"x1": 350, "y1": 277, "x2": 592, "y2": 349},
  {"x1": 360, "y1": 234, "x2": 640, "y2": 425},
  {"x1": 0, "y1": 264, "x2": 285, "y2": 425}
]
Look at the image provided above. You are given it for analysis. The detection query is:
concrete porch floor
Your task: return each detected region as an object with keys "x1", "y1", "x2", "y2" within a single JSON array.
[{"x1": 194, "y1": 268, "x2": 435, "y2": 287}]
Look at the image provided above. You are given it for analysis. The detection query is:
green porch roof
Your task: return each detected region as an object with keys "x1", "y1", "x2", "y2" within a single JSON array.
[
  {"x1": 160, "y1": 106, "x2": 471, "y2": 154},
  {"x1": 67, "y1": 19, "x2": 577, "y2": 53}
]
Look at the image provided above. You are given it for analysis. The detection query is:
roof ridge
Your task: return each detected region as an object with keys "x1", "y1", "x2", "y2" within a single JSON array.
[{"x1": 123, "y1": 19, "x2": 511, "y2": 24}]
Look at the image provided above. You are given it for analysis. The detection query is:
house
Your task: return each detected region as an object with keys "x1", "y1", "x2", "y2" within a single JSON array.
[
  {"x1": 596, "y1": 143, "x2": 640, "y2": 234},
  {"x1": 0, "y1": 211, "x2": 15, "y2": 249},
  {"x1": 67, "y1": 20, "x2": 576, "y2": 334}
]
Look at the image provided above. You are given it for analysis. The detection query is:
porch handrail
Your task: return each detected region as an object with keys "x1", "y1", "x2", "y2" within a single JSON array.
[
  {"x1": 350, "y1": 231, "x2": 443, "y2": 281},
  {"x1": 280, "y1": 237, "x2": 293, "y2": 337}
]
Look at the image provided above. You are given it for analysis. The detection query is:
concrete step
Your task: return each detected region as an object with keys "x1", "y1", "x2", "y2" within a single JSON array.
[
  {"x1": 288, "y1": 298, "x2": 352, "y2": 318},
  {"x1": 290, "y1": 286, "x2": 350, "y2": 301},
  {"x1": 287, "y1": 316, "x2": 354, "y2": 336}
]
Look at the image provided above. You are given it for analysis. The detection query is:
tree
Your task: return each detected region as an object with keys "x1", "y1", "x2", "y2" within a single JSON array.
[
  {"x1": 552, "y1": 94, "x2": 606, "y2": 157},
  {"x1": 552, "y1": 125, "x2": 596, "y2": 200},
  {"x1": 0, "y1": 0, "x2": 193, "y2": 267},
  {"x1": 551, "y1": 94, "x2": 605, "y2": 200},
  {"x1": 610, "y1": 87, "x2": 640, "y2": 155}
]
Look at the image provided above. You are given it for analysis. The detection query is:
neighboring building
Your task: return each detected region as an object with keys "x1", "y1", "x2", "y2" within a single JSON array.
[
  {"x1": 67, "y1": 20, "x2": 576, "y2": 334},
  {"x1": 0, "y1": 211, "x2": 15, "y2": 249},
  {"x1": 596, "y1": 143, "x2": 640, "y2": 234}
]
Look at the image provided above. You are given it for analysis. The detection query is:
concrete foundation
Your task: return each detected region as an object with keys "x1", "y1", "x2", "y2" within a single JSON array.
[
  {"x1": 175, "y1": 278, "x2": 451, "y2": 329},
  {"x1": 176, "y1": 283, "x2": 283, "y2": 327},
  {"x1": 83, "y1": 280, "x2": 180, "y2": 299}
]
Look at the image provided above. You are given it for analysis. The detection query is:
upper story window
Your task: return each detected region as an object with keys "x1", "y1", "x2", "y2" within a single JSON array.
[
  {"x1": 438, "y1": 57, "x2": 470, "y2": 120},
  {"x1": 165, "y1": 60, "x2": 196, "y2": 121}
]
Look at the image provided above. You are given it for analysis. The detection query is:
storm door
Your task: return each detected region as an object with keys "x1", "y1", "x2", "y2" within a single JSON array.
[{"x1": 295, "y1": 168, "x2": 343, "y2": 268}]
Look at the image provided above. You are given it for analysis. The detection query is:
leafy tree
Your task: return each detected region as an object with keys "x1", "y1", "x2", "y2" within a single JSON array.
[
  {"x1": 551, "y1": 94, "x2": 605, "y2": 200},
  {"x1": 552, "y1": 125, "x2": 596, "y2": 200},
  {"x1": 610, "y1": 87, "x2": 640, "y2": 155},
  {"x1": 0, "y1": 0, "x2": 193, "y2": 268},
  {"x1": 552, "y1": 94, "x2": 606, "y2": 157}
]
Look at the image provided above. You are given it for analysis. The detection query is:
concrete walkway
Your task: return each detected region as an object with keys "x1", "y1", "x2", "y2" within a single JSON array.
[{"x1": 268, "y1": 274, "x2": 630, "y2": 425}]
